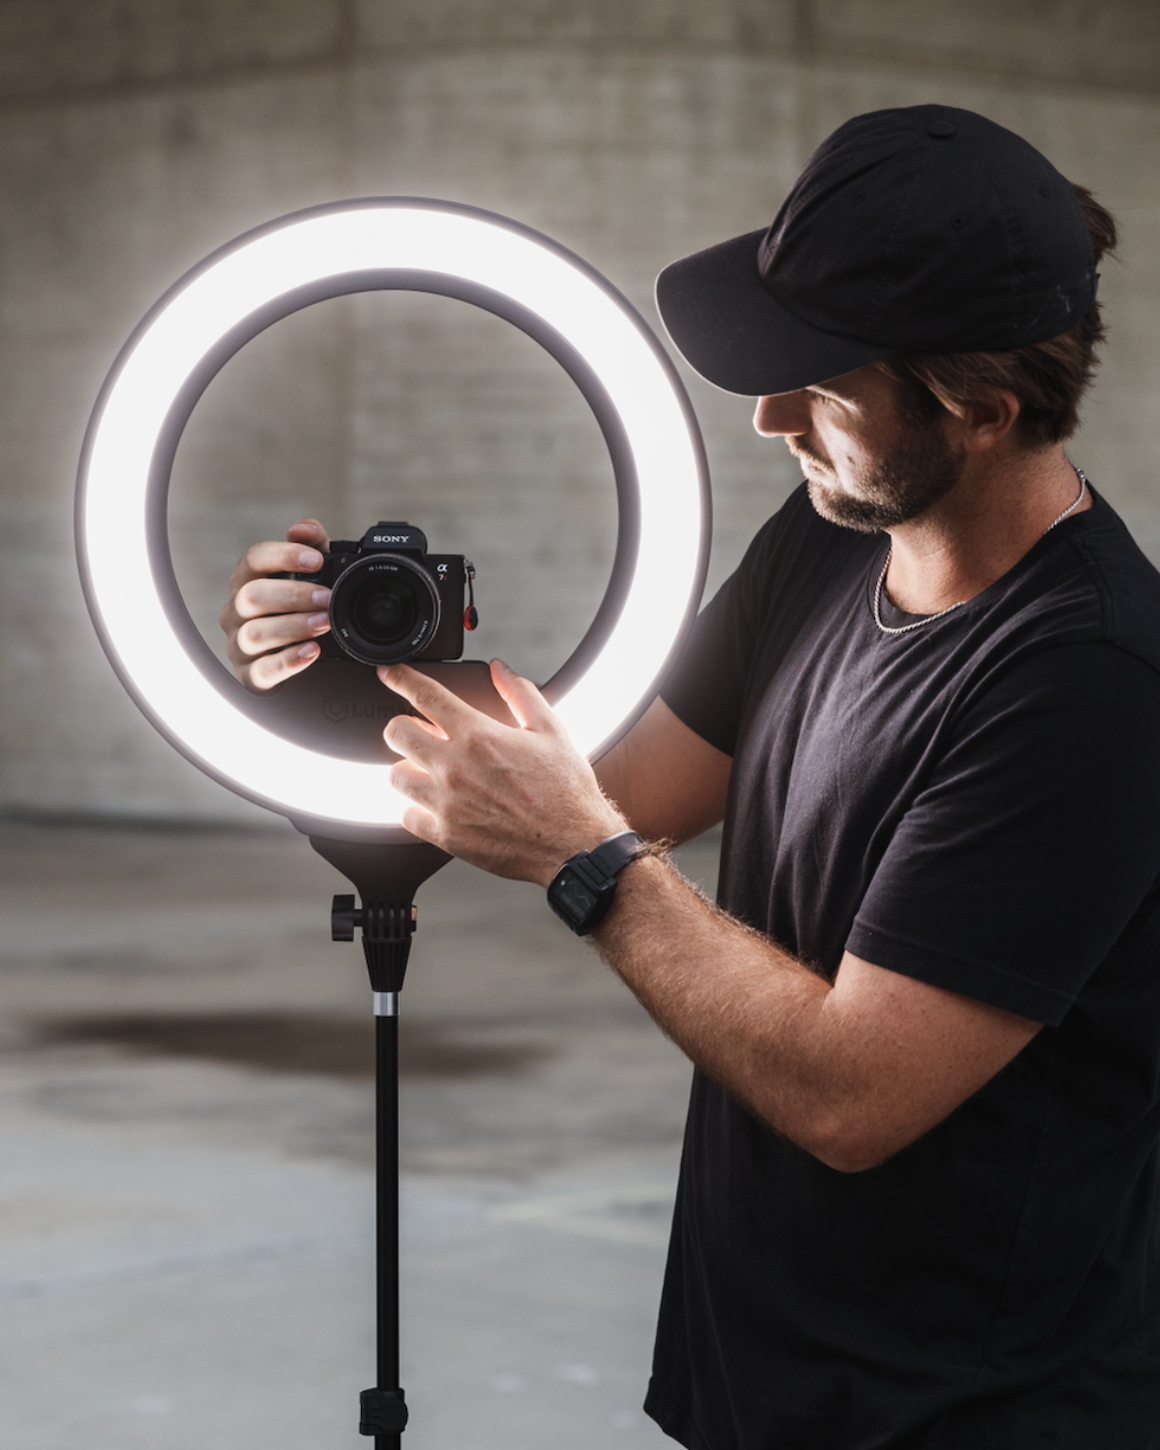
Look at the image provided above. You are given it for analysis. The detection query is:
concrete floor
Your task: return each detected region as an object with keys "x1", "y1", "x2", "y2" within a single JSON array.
[{"x1": 0, "y1": 818, "x2": 720, "y2": 1450}]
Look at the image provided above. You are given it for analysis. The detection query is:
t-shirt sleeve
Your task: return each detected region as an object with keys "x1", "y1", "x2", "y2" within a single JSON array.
[{"x1": 846, "y1": 642, "x2": 1160, "y2": 1024}]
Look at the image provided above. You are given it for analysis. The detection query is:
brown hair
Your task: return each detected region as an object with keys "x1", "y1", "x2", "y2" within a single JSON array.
[{"x1": 874, "y1": 185, "x2": 1118, "y2": 446}]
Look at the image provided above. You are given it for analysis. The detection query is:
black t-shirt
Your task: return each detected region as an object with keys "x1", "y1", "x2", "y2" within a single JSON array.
[{"x1": 647, "y1": 483, "x2": 1160, "y2": 1450}]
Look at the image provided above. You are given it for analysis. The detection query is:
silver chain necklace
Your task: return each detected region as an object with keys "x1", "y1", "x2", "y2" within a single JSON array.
[{"x1": 872, "y1": 464, "x2": 1089, "y2": 637}]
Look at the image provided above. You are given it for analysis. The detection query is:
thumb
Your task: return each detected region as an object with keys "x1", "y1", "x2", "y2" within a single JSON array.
[{"x1": 490, "y1": 659, "x2": 558, "y2": 733}]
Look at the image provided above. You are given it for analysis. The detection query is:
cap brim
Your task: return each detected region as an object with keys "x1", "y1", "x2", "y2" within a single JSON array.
[{"x1": 655, "y1": 229, "x2": 891, "y2": 396}]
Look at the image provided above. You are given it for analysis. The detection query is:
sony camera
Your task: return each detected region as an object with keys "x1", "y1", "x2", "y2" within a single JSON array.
[{"x1": 289, "y1": 522, "x2": 476, "y2": 667}]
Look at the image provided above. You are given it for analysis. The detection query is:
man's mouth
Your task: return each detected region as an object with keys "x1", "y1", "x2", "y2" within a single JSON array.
[{"x1": 788, "y1": 441, "x2": 834, "y2": 477}]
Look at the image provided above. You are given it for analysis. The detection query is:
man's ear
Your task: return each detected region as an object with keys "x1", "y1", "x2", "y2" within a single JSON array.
[{"x1": 956, "y1": 388, "x2": 1022, "y2": 456}]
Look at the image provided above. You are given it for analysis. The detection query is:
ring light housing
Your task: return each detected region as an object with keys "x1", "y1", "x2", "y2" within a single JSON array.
[{"x1": 75, "y1": 199, "x2": 711, "y2": 841}]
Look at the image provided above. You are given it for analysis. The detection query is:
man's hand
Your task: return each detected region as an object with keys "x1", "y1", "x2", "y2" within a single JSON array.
[
  {"x1": 220, "y1": 519, "x2": 333, "y2": 693},
  {"x1": 381, "y1": 659, "x2": 627, "y2": 885}
]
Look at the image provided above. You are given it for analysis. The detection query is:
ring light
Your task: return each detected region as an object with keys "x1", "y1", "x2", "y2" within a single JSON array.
[{"x1": 75, "y1": 199, "x2": 711, "y2": 834}]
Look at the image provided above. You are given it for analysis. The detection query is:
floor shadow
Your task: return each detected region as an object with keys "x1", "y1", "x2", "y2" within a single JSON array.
[{"x1": 29, "y1": 1012, "x2": 553, "y2": 1080}]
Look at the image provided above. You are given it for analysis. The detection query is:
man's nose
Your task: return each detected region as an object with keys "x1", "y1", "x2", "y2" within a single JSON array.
[{"x1": 753, "y1": 392, "x2": 811, "y2": 438}]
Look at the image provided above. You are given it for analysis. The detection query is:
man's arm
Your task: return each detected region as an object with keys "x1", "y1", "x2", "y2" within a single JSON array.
[
  {"x1": 595, "y1": 860, "x2": 1041, "y2": 1171},
  {"x1": 380, "y1": 660, "x2": 1042, "y2": 1174}
]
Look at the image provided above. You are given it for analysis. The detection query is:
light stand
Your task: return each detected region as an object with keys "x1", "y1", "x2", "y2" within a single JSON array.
[
  {"x1": 313, "y1": 833, "x2": 451, "y2": 1445},
  {"x1": 75, "y1": 198, "x2": 711, "y2": 1442}
]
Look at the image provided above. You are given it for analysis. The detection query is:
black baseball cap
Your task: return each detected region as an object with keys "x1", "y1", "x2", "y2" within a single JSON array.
[{"x1": 655, "y1": 104, "x2": 1097, "y2": 396}]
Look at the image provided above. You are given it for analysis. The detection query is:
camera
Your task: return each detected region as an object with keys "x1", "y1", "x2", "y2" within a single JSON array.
[
  {"x1": 251, "y1": 521, "x2": 501, "y2": 764},
  {"x1": 290, "y1": 522, "x2": 477, "y2": 667}
]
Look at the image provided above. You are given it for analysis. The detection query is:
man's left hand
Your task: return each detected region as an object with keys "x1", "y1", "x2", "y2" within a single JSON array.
[{"x1": 380, "y1": 660, "x2": 626, "y2": 886}]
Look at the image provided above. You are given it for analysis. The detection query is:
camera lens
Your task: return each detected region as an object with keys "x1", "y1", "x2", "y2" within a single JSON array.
[
  {"x1": 329, "y1": 554, "x2": 441, "y2": 666},
  {"x1": 353, "y1": 577, "x2": 418, "y2": 643}
]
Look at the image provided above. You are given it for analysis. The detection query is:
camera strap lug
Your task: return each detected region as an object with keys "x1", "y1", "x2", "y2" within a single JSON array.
[{"x1": 464, "y1": 559, "x2": 478, "y2": 631}]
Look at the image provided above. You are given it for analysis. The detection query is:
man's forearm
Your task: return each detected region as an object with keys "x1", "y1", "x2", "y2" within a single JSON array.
[{"x1": 591, "y1": 853, "x2": 847, "y2": 1165}]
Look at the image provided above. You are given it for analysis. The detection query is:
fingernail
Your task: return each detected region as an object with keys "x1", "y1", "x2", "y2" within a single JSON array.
[
  {"x1": 306, "y1": 612, "x2": 329, "y2": 630},
  {"x1": 310, "y1": 588, "x2": 331, "y2": 607},
  {"x1": 492, "y1": 658, "x2": 511, "y2": 675},
  {"x1": 296, "y1": 642, "x2": 319, "y2": 660},
  {"x1": 298, "y1": 549, "x2": 323, "y2": 569}
]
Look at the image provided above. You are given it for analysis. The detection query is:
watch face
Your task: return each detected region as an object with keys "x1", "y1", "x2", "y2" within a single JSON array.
[{"x1": 555, "y1": 868, "x2": 599, "y2": 920}]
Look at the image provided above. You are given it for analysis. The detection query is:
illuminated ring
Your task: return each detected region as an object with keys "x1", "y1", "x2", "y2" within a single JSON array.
[{"x1": 76, "y1": 199, "x2": 710, "y2": 837}]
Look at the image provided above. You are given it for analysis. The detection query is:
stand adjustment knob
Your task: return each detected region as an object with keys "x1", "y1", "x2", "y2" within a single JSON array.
[{"x1": 331, "y1": 894, "x2": 358, "y2": 941}]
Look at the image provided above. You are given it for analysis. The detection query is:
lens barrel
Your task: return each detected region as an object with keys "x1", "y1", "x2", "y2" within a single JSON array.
[{"x1": 328, "y1": 554, "x2": 442, "y2": 666}]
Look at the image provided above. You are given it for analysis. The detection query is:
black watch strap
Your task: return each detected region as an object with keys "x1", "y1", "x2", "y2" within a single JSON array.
[{"x1": 547, "y1": 830, "x2": 648, "y2": 936}]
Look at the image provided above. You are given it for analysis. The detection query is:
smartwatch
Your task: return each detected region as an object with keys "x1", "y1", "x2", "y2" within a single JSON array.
[{"x1": 547, "y1": 830, "x2": 648, "y2": 936}]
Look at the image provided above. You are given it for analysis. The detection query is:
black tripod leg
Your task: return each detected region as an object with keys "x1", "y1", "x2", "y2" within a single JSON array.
[{"x1": 309, "y1": 836, "x2": 449, "y2": 1443}]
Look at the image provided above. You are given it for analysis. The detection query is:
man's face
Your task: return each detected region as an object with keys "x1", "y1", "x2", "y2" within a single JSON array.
[{"x1": 753, "y1": 365, "x2": 966, "y2": 533}]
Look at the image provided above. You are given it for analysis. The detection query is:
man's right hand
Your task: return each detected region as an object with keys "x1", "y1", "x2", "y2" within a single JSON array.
[{"x1": 220, "y1": 518, "x2": 333, "y2": 693}]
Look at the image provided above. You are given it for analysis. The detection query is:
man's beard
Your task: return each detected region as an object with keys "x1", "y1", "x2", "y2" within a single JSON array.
[{"x1": 792, "y1": 425, "x2": 966, "y2": 534}]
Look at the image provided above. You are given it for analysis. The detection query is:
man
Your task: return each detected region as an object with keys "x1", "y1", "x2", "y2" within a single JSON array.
[{"x1": 222, "y1": 106, "x2": 1160, "y2": 1447}]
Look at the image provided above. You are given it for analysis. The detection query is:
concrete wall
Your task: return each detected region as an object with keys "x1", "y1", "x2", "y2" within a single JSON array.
[{"x1": 3, "y1": 0, "x2": 1159, "y2": 822}]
